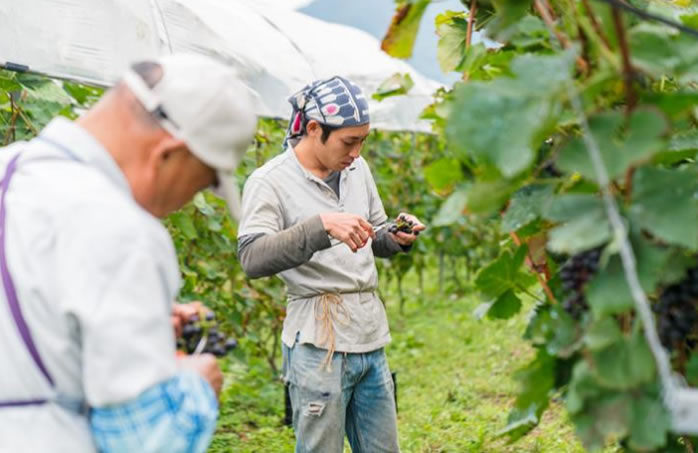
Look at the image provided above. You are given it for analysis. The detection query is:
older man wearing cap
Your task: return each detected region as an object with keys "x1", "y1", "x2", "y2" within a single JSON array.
[
  {"x1": 0, "y1": 54, "x2": 256, "y2": 453},
  {"x1": 238, "y1": 76, "x2": 424, "y2": 452}
]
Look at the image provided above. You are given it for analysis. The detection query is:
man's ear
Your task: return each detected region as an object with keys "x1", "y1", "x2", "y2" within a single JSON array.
[
  {"x1": 152, "y1": 135, "x2": 187, "y2": 164},
  {"x1": 306, "y1": 120, "x2": 322, "y2": 138}
]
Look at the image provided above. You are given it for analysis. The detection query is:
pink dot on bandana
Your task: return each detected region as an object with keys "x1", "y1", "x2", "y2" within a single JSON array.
[{"x1": 326, "y1": 105, "x2": 338, "y2": 114}]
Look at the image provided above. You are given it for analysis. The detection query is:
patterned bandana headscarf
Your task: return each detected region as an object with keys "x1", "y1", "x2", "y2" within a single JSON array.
[{"x1": 283, "y1": 76, "x2": 370, "y2": 149}]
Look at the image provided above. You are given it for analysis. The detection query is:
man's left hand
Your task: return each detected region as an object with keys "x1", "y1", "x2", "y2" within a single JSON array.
[{"x1": 390, "y1": 212, "x2": 425, "y2": 247}]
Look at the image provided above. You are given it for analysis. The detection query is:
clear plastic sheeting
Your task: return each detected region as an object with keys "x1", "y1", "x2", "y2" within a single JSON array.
[{"x1": 0, "y1": 0, "x2": 440, "y2": 132}]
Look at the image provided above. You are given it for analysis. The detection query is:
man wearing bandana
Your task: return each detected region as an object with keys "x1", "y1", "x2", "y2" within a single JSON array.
[{"x1": 238, "y1": 76, "x2": 424, "y2": 452}]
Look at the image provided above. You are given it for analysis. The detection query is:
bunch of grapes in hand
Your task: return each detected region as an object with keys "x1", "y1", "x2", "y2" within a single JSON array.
[
  {"x1": 177, "y1": 310, "x2": 237, "y2": 358},
  {"x1": 388, "y1": 214, "x2": 419, "y2": 236}
]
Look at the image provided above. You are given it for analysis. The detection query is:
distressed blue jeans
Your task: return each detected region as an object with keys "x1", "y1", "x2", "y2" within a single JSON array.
[{"x1": 282, "y1": 338, "x2": 400, "y2": 453}]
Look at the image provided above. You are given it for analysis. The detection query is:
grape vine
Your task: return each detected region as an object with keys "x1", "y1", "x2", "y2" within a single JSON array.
[{"x1": 383, "y1": 0, "x2": 698, "y2": 450}]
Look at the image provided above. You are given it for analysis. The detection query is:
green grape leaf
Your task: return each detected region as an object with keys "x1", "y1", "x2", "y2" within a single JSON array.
[
  {"x1": 643, "y1": 91, "x2": 698, "y2": 119},
  {"x1": 524, "y1": 304, "x2": 554, "y2": 345},
  {"x1": 498, "y1": 404, "x2": 541, "y2": 440},
  {"x1": 499, "y1": 349, "x2": 555, "y2": 440},
  {"x1": 62, "y1": 82, "x2": 104, "y2": 107},
  {"x1": 436, "y1": 12, "x2": 469, "y2": 73},
  {"x1": 381, "y1": 0, "x2": 432, "y2": 59},
  {"x1": 545, "y1": 308, "x2": 583, "y2": 359},
  {"x1": 681, "y1": 12, "x2": 698, "y2": 28},
  {"x1": 628, "y1": 395, "x2": 671, "y2": 451},
  {"x1": 372, "y1": 73, "x2": 415, "y2": 101},
  {"x1": 432, "y1": 186, "x2": 468, "y2": 226},
  {"x1": 547, "y1": 216, "x2": 611, "y2": 255},
  {"x1": 464, "y1": 177, "x2": 521, "y2": 213},
  {"x1": 652, "y1": 128, "x2": 698, "y2": 165},
  {"x1": 447, "y1": 51, "x2": 574, "y2": 177},
  {"x1": 513, "y1": 349, "x2": 556, "y2": 408},
  {"x1": 18, "y1": 76, "x2": 72, "y2": 105},
  {"x1": 509, "y1": 14, "x2": 548, "y2": 49},
  {"x1": 22, "y1": 99, "x2": 66, "y2": 130},
  {"x1": 0, "y1": 71, "x2": 21, "y2": 92},
  {"x1": 485, "y1": 289, "x2": 522, "y2": 319},
  {"x1": 475, "y1": 246, "x2": 535, "y2": 298},
  {"x1": 544, "y1": 194, "x2": 611, "y2": 254},
  {"x1": 207, "y1": 217, "x2": 223, "y2": 232},
  {"x1": 460, "y1": 42, "x2": 490, "y2": 79},
  {"x1": 515, "y1": 218, "x2": 544, "y2": 238},
  {"x1": 592, "y1": 331, "x2": 656, "y2": 390},
  {"x1": 424, "y1": 158, "x2": 463, "y2": 192},
  {"x1": 543, "y1": 193, "x2": 604, "y2": 222},
  {"x1": 584, "y1": 317, "x2": 623, "y2": 351},
  {"x1": 486, "y1": 0, "x2": 535, "y2": 40},
  {"x1": 585, "y1": 257, "x2": 636, "y2": 318},
  {"x1": 669, "y1": 129, "x2": 698, "y2": 153},
  {"x1": 573, "y1": 394, "x2": 632, "y2": 452},
  {"x1": 630, "y1": 23, "x2": 698, "y2": 84},
  {"x1": 501, "y1": 184, "x2": 554, "y2": 233},
  {"x1": 170, "y1": 212, "x2": 198, "y2": 240},
  {"x1": 524, "y1": 304, "x2": 581, "y2": 358},
  {"x1": 686, "y1": 353, "x2": 698, "y2": 386},
  {"x1": 566, "y1": 361, "x2": 604, "y2": 415},
  {"x1": 557, "y1": 110, "x2": 668, "y2": 182},
  {"x1": 194, "y1": 192, "x2": 217, "y2": 217},
  {"x1": 630, "y1": 166, "x2": 698, "y2": 250}
]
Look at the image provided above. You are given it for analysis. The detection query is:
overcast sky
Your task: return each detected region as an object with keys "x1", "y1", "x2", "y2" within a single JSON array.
[{"x1": 297, "y1": 0, "x2": 465, "y2": 84}]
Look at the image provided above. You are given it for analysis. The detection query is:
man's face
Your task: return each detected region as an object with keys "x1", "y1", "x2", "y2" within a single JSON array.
[
  {"x1": 310, "y1": 122, "x2": 370, "y2": 172},
  {"x1": 144, "y1": 143, "x2": 217, "y2": 218}
]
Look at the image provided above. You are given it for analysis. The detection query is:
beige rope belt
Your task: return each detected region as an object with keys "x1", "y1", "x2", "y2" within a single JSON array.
[{"x1": 314, "y1": 293, "x2": 351, "y2": 371}]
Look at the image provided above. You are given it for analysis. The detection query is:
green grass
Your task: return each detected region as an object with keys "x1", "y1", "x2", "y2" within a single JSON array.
[{"x1": 208, "y1": 278, "x2": 618, "y2": 452}]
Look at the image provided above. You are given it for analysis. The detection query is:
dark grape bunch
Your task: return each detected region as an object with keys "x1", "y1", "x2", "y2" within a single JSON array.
[
  {"x1": 559, "y1": 248, "x2": 602, "y2": 319},
  {"x1": 177, "y1": 311, "x2": 238, "y2": 358},
  {"x1": 654, "y1": 266, "x2": 698, "y2": 350},
  {"x1": 388, "y1": 215, "x2": 418, "y2": 236},
  {"x1": 541, "y1": 162, "x2": 563, "y2": 178}
]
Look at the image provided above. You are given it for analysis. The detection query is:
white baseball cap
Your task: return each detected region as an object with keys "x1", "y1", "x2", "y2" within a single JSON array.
[{"x1": 121, "y1": 53, "x2": 258, "y2": 220}]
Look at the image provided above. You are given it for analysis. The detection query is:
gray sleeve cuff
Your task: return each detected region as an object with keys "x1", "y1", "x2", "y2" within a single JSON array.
[
  {"x1": 372, "y1": 228, "x2": 408, "y2": 258},
  {"x1": 304, "y1": 215, "x2": 331, "y2": 251}
]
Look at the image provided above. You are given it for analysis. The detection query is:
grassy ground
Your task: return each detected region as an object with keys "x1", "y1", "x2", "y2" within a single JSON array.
[{"x1": 208, "y1": 276, "x2": 618, "y2": 452}]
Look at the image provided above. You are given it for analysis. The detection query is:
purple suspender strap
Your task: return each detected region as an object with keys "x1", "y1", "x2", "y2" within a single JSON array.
[
  {"x1": 0, "y1": 153, "x2": 54, "y2": 408},
  {"x1": 0, "y1": 398, "x2": 48, "y2": 407}
]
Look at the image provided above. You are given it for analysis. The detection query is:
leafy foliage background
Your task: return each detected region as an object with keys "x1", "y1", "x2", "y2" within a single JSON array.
[{"x1": 382, "y1": 0, "x2": 698, "y2": 450}]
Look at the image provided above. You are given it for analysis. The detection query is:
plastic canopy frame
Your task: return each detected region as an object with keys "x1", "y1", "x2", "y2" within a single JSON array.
[{"x1": 0, "y1": 0, "x2": 440, "y2": 133}]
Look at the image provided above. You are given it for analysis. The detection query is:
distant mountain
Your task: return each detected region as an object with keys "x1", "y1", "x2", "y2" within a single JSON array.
[{"x1": 298, "y1": 0, "x2": 464, "y2": 84}]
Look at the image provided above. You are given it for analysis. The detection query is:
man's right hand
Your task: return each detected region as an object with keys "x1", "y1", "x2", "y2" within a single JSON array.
[
  {"x1": 177, "y1": 354, "x2": 223, "y2": 397},
  {"x1": 320, "y1": 213, "x2": 375, "y2": 252}
]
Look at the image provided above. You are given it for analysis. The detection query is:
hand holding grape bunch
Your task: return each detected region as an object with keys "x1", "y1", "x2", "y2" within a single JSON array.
[
  {"x1": 387, "y1": 213, "x2": 425, "y2": 246},
  {"x1": 176, "y1": 308, "x2": 238, "y2": 358}
]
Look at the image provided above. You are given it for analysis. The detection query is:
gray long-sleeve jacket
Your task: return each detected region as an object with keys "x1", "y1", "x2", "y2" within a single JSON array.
[
  {"x1": 238, "y1": 170, "x2": 406, "y2": 278},
  {"x1": 238, "y1": 215, "x2": 405, "y2": 278}
]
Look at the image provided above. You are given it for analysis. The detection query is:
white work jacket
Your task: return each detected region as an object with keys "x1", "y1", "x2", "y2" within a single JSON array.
[{"x1": 0, "y1": 118, "x2": 181, "y2": 453}]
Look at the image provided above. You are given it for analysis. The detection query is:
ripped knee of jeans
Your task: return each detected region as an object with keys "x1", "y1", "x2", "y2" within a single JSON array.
[{"x1": 302, "y1": 401, "x2": 327, "y2": 417}]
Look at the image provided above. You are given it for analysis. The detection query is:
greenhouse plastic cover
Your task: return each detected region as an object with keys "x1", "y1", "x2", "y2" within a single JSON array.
[{"x1": 0, "y1": 0, "x2": 441, "y2": 132}]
